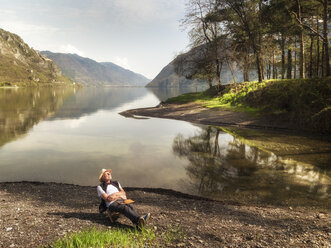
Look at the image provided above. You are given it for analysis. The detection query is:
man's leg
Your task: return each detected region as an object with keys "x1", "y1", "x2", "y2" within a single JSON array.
[{"x1": 108, "y1": 202, "x2": 140, "y2": 224}]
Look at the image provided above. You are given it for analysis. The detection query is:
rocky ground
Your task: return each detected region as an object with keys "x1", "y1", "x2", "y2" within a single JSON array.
[{"x1": 0, "y1": 182, "x2": 330, "y2": 247}]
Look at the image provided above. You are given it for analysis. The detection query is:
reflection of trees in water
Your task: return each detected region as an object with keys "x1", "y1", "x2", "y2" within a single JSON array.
[
  {"x1": 173, "y1": 126, "x2": 261, "y2": 193},
  {"x1": 173, "y1": 126, "x2": 330, "y2": 206},
  {"x1": 0, "y1": 87, "x2": 75, "y2": 147},
  {"x1": 147, "y1": 86, "x2": 207, "y2": 102}
]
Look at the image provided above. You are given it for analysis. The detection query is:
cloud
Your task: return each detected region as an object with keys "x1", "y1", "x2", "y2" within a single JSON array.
[
  {"x1": 0, "y1": 21, "x2": 59, "y2": 36},
  {"x1": 58, "y1": 44, "x2": 85, "y2": 56},
  {"x1": 90, "y1": 0, "x2": 183, "y2": 26},
  {"x1": 64, "y1": 116, "x2": 87, "y2": 129},
  {"x1": 114, "y1": 56, "x2": 131, "y2": 70}
]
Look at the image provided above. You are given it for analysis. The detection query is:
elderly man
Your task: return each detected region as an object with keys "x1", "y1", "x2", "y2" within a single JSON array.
[{"x1": 97, "y1": 169, "x2": 150, "y2": 228}]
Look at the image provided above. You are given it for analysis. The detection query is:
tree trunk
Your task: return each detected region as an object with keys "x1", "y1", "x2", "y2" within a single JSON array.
[
  {"x1": 242, "y1": 50, "x2": 249, "y2": 82},
  {"x1": 296, "y1": 0, "x2": 305, "y2": 78},
  {"x1": 272, "y1": 49, "x2": 276, "y2": 79},
  {"x1": 322, "y1": 40, "x2": 325, "y2": 76},
  {"x1": 287, "y1": 48, "x2": 292, "y2": 79},
  {"x1": 294, "y1": 39, "x2": 297, "y2": 78},
  {"x1": 256, "y1": 53, "x2": 263, "y2": 82},
  {"x1": 227, "y1": 59, "x2": 237, "y2": 84},
  {"x1": 299, "y1": 32, "x2": 305, "y2": 78},
  {"x1": 309, "y1": 35, "x2": 314, "y2": 78},
  {"x1": 208, "y1": 79, "x2": 213, "y2": 89},
  {"x1": 323, "y1": 0, "x2": 330, "y2": 76},
  {"x1": 261, "y1": 55, "x2": 265, "y2": 80},
  {"x1": 215, "y1": 59, "x2": 223, "y2": 92},
  {"x1": 316, "y1": 16, "x2": 320, "y2": 77},
  {"x1": 267, "y1": 60, "x2": 271, "y2": 79},
  {"x1": 281, "y1": 35, "x2": 286, "y2": 79},
  {"x1": 250, "y1": 31, "x2": 263, "y2": 82}
]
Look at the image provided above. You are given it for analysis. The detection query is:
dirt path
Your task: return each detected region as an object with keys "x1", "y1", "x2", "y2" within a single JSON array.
[
  {"x1": 120, "y1": 102, "x2": 299, "y2": 132},
  {"x1": 0, "y1": 182, "x2": 330, "y2": 247}
]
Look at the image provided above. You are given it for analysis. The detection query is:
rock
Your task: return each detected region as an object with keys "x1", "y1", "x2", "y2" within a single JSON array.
[
  {"x1": 176, "y1": 243, "x2": 186, "y2": 247},
  {"x1": 316, "y1": 213, "x2": 326, "y2": 219},
  {"x1": 246, "y1": 235, "x2": 254, "y2": 241}
]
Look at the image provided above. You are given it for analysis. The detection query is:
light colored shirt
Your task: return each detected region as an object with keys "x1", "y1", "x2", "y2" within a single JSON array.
[{"x1": 97, "y1": 182, "x2": 122, "y2": 207}]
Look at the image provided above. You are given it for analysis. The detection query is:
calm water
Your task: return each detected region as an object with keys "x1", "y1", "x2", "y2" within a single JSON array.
[{"x1": 0, "y1": 87, "x2": 330, "y2": 208}]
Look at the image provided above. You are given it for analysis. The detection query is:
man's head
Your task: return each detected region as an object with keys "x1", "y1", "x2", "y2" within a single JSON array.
[{"x1": 99, "y1": 168, "x2": 112, "y2": 183}]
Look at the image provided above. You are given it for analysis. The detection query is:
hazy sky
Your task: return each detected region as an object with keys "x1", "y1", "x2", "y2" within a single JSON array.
[{"x1": 0, "y1": 0, "x2": 190, "y2": 79}]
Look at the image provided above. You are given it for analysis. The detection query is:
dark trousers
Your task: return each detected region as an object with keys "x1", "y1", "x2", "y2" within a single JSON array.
[{"x1": 107, "y1": 202, "x2": 140, "y2": 224}]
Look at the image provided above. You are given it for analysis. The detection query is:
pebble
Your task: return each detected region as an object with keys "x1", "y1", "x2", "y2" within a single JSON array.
[{"x1": 6, "y1": 227, "x2": 13, "y2": 231}]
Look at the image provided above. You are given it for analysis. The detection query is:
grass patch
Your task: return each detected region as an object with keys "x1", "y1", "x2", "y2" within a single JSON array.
[{"x1": 49, "y1": 226, "x2": 185, "y2": 248}]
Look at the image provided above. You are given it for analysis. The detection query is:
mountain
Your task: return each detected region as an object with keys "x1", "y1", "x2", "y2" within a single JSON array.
[
  {"x1": 147, "y1": 45, "x2": 256, "y2": 88},
  {"x1": 0, "y1": 28, "x2": 72, "y2": 86},
  {"x1": 40, "y1": 51, "x2": 150, "y2": 86},
  {"x1": 146, "y1": 60, "x2": 206, "y2": 88}
]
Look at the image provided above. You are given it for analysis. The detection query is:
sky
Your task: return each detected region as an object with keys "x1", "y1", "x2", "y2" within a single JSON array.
[{"x1": 0, "y1": 0, "x2": 190, "y2": 79}]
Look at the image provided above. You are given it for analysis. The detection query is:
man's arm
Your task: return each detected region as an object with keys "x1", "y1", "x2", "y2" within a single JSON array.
[{"x1": 107, "y1": 188, "x2": 127, "y2": 202}]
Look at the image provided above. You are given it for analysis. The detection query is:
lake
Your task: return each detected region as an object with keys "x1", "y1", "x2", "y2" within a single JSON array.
[{"x1": 0, "y1": 86, "x2": 330, "y2": 208}]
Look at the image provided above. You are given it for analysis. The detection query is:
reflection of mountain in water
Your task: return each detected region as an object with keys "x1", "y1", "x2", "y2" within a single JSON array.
[
  {"x1": 173, "y1": 126, "x2": 330, "y2": 208},
  {"x1": 147, "y1": 86, "x2": 208, "y2": 102},
  {"x1": 51, "y1": 87, "x2": 149, "y2": 119},
  {"x1": 0, "y1": 87, "x2": 75, "y2": 147}
]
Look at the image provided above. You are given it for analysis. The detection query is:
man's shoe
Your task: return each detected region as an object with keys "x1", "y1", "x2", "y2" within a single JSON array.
[
  {"x1": 137, "y1": 217, "x2": 145, "y2": 229},
  {"x1": 143, "y1": 213, "x2": 151, "y2": 223}
]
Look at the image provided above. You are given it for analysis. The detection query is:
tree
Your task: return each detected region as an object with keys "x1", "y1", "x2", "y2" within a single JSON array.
[{"x1": 178, "y1": 0, "x2": 228, "y2": 90}]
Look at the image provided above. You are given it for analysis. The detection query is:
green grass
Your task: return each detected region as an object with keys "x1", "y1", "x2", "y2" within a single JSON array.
[{"x1": 49, "y1": 226, "x2": 185, "y2": 248}]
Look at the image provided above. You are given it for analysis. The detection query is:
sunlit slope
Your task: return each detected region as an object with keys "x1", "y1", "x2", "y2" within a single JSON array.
[{"x1": 0, "y1": 28, "x2": 72, "y2": 86}]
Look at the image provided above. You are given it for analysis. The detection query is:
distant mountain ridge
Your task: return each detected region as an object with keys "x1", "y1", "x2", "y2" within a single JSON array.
[
  {"x1": 0, "y1": 28, "x2": 72, "y2": 86},
  {"x1": 40, "y1": 51, "x2": 150, "y2": 86}
]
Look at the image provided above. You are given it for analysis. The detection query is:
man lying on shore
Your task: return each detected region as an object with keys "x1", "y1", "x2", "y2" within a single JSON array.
[{"x1": 97, "y1": 168, "x2": 150, "y2": 228}]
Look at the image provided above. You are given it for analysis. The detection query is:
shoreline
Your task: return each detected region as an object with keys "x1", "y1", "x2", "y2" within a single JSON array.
[
  {"x1": 1, "y1": 181, "x2": 330, "y2": 247},
  {"x1": 119, "y1": 102, "x2": 313, "y2": 134}
]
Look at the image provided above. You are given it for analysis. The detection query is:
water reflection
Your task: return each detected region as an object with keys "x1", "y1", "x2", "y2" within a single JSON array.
[
  {"x1": 51, "y1": 87, "x2": 149, "y2": 119},
  {"x1": 0, "y1": 87, "x2": 75, "y2": 147},
  {"x1": 147, "y1": 86, "x2": 208, "y2": 102},
  {"x1": 173, "y1": 126, "x2": 330, "y2": 208},
  {"x1": 49, "y1": 87, "x2": 206, "y2": 120}
]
